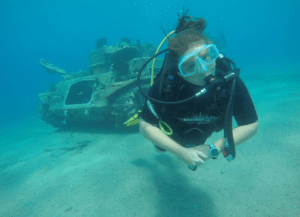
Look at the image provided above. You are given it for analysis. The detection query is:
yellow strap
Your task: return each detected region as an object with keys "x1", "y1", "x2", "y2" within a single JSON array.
[
  {"x1": 123, "y1": 110, "x2": 141, "y2": 126},
  {"x1": 125, "y1": 119, "x2": 140, "y2": 126}
]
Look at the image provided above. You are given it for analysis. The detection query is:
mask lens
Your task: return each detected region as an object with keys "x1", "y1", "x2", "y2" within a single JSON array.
[
  {"x1": 178, "y1": 44, "x2": 219, "y2": 77},
  {"x1": 198, "y1": 46, "x2": 219, "y2": 63},
  {"x1": 180, "y1": 56, "x2": 196, "y2": 75}
]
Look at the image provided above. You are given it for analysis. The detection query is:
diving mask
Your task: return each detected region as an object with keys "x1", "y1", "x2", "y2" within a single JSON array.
[{"x1": 178, "y1": 44, "x2": 220, "y2": 77}]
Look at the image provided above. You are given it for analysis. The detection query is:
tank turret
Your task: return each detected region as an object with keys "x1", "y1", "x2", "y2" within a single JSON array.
[{"x1": 38, "y1": 38, "x2": 163, "y2": 128}]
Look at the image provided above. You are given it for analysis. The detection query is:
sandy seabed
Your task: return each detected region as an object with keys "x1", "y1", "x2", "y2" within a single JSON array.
[{"x1": 1, "y1": 64, "x2": 299, "y2": 217}]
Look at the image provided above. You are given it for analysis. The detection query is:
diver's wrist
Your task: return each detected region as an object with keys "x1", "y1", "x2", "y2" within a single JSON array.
[
  {"x1": 171, "y1": 143, "x2": 186, "y2": 157},
  {"x1": 214, "y1": 139, "x2": 226, "y2": 152}
]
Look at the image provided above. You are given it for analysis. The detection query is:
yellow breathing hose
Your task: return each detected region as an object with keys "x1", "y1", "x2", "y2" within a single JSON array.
[
  {"x1": 124, "y1": 30, "x2": 176, "y2": 130},
  {"x1": 150, "y1": 30, "x2": 176, "y2": 135},
  {"x1": 150, "y1": 30, "x2": 176, "y2": 86}
]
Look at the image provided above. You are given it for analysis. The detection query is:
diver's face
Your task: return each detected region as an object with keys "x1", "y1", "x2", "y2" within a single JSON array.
[{"x1": 178, "y1": 44, "x2": 217, "y2": 86}]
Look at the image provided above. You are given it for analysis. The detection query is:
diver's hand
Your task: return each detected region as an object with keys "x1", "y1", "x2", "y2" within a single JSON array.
[
  {"x1": 195, "y1": 145, "x2": 211, "y2": 160},
  {"x1": 178, "y1": 146, "x2": 208, "y2": 166}
]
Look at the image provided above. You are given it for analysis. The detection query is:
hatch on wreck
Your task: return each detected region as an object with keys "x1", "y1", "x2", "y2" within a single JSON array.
[{"x1": 38, "y1": 38, "x2": 163, "y2": 128}]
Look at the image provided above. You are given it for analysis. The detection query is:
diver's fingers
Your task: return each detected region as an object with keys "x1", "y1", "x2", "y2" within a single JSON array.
[
  {"x1": 197, "y1": 151, "x2": 208, "y2": 159},
  {"x1": 195, "y1": 158, "x2": 205, "y2": 165}
]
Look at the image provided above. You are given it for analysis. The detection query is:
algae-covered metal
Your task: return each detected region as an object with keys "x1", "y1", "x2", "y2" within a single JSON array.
[{"x1": 39, "y1": 39, "x2": 163, "y2": 127}]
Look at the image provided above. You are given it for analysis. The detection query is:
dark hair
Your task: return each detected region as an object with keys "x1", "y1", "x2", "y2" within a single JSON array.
[{"x1": 168, "y1": 11, "x2": 212, "y2": 62}]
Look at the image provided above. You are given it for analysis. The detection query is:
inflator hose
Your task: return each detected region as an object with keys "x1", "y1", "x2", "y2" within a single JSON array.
[{"x1": 223, "y1": 78, "x2": 237, "y2": 160}]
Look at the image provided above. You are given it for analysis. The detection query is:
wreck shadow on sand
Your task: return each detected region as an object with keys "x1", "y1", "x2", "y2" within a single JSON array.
[{"x1": 54, "y1": 119, "x2": 140, "y2": 135}]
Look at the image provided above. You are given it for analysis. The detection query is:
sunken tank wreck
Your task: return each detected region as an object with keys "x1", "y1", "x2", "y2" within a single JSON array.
[{"x1": 38, "y1": 38, "x2": 163, "y2": 128}]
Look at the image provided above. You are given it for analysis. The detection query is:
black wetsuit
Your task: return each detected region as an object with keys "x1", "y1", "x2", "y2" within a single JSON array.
[{"x1": 140, "y1": 57, "x2": 258, "y2": 146}]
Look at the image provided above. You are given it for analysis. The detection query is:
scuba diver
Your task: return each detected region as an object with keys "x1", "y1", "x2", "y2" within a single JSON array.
[{"x1": 136, "y1": 12, "x2": 258, "y2": 171}]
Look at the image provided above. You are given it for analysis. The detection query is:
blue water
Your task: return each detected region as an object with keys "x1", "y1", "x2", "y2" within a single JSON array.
[
  {"x1": 0, "y1": 0, "x2": 298, "y2": 126},
  {"x1": 0, "y1": 1, "x2": 300, "y2": 216}
]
